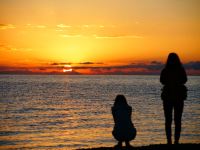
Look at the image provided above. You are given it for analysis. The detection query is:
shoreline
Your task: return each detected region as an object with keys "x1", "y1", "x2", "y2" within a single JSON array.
[{"x1": 77, "y1": 143, "x2": 200, "y2": 150}]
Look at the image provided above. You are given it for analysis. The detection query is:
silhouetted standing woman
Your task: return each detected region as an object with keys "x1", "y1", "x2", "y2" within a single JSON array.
[{"x1": 160, "y1": 53, "x2": 187, "y2": 144}]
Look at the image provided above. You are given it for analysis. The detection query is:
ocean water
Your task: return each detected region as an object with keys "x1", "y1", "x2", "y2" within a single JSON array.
[{"x1": 0, "y1": 75, "x2": 199, "y2": 149}]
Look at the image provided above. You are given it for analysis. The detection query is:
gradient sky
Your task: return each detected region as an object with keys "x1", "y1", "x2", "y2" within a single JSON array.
[{"x1": 0, "y1": 0, "x2": 200, "y2": 74}]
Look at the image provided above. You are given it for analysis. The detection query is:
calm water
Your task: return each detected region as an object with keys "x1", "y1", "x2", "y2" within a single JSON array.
[{"x1": 0, "y1": 75, "x2": 199, "y2": 149}]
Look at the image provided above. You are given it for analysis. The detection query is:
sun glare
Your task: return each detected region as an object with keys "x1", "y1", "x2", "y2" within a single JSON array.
[{"x1": 63, "y1": 65, "x2": 72, "y2": 72}]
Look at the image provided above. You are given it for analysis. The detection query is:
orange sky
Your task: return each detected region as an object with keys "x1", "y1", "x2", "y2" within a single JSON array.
[{"x1": 0, "y1": 0, "x2": 200, "y2": 74}]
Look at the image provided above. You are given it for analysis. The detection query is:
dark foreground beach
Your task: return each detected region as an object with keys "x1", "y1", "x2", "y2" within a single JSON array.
[{"x1": 78, "y1": 144, "x2": 200, "y2": 150}]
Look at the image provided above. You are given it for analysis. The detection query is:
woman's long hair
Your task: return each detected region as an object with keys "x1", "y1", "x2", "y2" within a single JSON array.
[
  {"x1": 114, "y1": 95, "x2": 128, "y2": 107},
  {"x1": 166, "y1": 53, "x2": 182, "y2": 68}
]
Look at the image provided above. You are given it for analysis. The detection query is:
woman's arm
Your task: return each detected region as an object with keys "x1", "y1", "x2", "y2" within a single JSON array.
[
  {"x1": 160, "y1": 69, "x2": 167, "y2": 85},
  {"x1": 179, "y1": 68, "x2": 187, "y2": 84}
]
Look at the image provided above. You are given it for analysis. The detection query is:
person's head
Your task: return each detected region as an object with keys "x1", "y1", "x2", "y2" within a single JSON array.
[
  {"x1": 114, "y1": 95, "x2": 128, "y2": 107},
  {"x1": 166, "y1": 52, "x2": 182, "y2": 68}
]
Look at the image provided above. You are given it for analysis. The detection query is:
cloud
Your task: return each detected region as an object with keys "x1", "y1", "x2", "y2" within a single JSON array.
[
  {"x1": 59, "y1": 34, "x2": 143, "y2": 39},
  {"x1": 55, "y1": 24, "x2": 143, "y2": 39},
  {"x1": 71, "y1": 61, "x2": 200, "y2": 75},
  {"x1": 78, "y1": 24, "x2": 115, "y2": 28},
  {"x1": 70, "y1": 61, "x2": 165, "y2": 75},
  {"x1": 78, "y1": 62, "x2": 104, "y2": 65},
  {"x1": 99, "y1": 25, "x2": 105, "y2": 28},
  {"x1": 1, "y1": 61, "x2": 199, "y2": 75},
  {"x1": 50, "y1": 62, "x2": 71, "y2": 66},
  {"x1": 151, "y1": 61, "x2": 163, "y2": 65},
  {"x1": 93, "y1": 34, "x2": 143, "y2": 39},
  {"x1": 73, "y1": 63, "x2": 163, "y2": 70},
  {"x1": 56, "y1": 24, "x2": 111, "y2": 29},
  {"x1": 25, "y1": 24, "x2": 46, "y2": 29},
  {"x1": 73, "y1": 61, "x2": 200, "y2": 74},
  {"x1": 184, "y1": 61, "x2": 200, "y2": 70},
  {"x1": 146, "y1": 61, "x2": 164, "y2": 70},
  {"x1": 0, "y1": 24, "x2": 143, "y2": 40},
  {"x1": 68, "y1": 24, "x2": 108, "y2": 28},
  {"x1": 79, "y1": 62, "x2": 94, "y2": 65},
  {"x1": 50, "y1": 61, "x2": 103, "y2": 66},
  {"x1": 0, "y1": 65, "x2": 80, "y2": 75},
  {"x1": 0, "y1": 43, "x2": 32, "y2": 51},
  {"x1": 0, "y1": 24, "x2": 16, "y2": 30},
  {"x1": 57, "y1": 24, "x2": 71, "y2": 28},
  {"x1": 82, "y1": 25, "x2": 90, "y2": 28},
  {"x1": 36, "y1": 25, "x2": 46, "y2": 28},
  {"x1": 59, "y1": 34, "x2": 82, "y2": 38}
]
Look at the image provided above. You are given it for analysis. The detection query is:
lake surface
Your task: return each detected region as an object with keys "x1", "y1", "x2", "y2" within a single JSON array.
[{"x1": 0, "y1": 75, "x2": 199, "y2": 149}]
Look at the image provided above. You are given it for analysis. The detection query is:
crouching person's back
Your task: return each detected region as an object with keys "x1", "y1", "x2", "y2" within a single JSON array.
[{"x1": 112, "y1": 95, "x2": 137, "y2": 148}]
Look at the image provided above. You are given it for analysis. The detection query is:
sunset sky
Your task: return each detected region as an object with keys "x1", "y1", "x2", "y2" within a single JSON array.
[{"x1": 0, "y1": 0, "x2": 200, "y2": 74}]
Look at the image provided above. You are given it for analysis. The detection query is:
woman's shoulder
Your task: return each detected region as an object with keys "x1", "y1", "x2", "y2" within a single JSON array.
[
  {"x1": 127, "y1": 105, "x2": 132, "y2": 109},
  {"x1": 127, "y1": 105, "x2": 132, "y2": 112},
  {"x1": 160, "y1": 68, "x2": 167, "y2": 75}
]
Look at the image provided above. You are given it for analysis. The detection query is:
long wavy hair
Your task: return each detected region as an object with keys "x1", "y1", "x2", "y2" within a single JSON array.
[
  {"x1": 166, "y1": 53, "x2": 182, "y2": 68},
  {"x1": 114, "y1": 95, "x2": 128, "y2": 107}
]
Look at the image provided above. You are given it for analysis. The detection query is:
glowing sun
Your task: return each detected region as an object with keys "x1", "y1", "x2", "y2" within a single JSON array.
[{"x1": 63, "y1": 65, "x2": 72, "y2": 72}]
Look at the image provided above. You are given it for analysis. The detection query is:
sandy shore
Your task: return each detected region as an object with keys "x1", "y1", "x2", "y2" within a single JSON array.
[{"x1": 77, "y1": 143, "x2": 200, "y2": 150}]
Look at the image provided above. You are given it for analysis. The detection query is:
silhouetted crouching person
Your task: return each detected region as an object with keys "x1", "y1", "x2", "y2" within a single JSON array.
[
  {"x1": 112, "y1": 95, "x2": 136, "y2": 148},
  {"x1": 160, "y1": 53, "x2": 187, "y2": 144}
]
